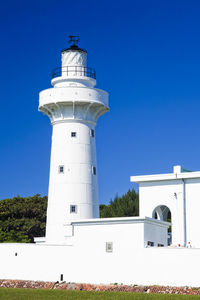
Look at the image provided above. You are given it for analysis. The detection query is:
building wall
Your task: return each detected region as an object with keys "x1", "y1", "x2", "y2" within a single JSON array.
[
  {"x1": 0, "y1": 220, "x2": 169, "y2": 284},
  {"x1": 71, "y1": 219, "x2": 168, "y2": 248},
  {"x1": 1, "y1": 243, "x2": 200, "y2": 286},
  {"x1": 139, "y1": 178, "x2": 200, "y2": 248},
  {"x1": 139, "y1": 180, "x2": 184, "y2": 246},
  {"x1": 144, "y1": 222, "x2": 168, "y2": 247},
  {"x1": 185, "y1": 178, "x2": 200, "y2": 248},
  {"x1": 73, "y1": 222, "x2": 144, "y2": 250}
]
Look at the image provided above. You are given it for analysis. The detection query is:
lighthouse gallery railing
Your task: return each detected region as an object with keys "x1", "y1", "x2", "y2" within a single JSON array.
[{"x1": 52, "y1": 66, "x2": 96, "y2": 79}]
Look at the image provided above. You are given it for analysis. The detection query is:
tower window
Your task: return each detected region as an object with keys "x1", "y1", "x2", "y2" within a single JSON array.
[
  {"x1": 92, "y1": 166, "x2": 96, "y2": 175},
  {"x1": 71, "y1": 132, "x2": 76, "y2": 137},
  {"x1": 59, "y1": 165, "x2": 64, "y2": 173},
  {"x1": 90, "y1": 129, "x2": 95, "y2": 137},
  {"x1": 70, "y1": 205, "x2": 77, "y2": 213}
]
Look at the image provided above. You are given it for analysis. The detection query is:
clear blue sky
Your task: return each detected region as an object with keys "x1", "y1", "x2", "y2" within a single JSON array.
[{"x1": 1, "y1": 0, "x2": 200, "y2": 204}]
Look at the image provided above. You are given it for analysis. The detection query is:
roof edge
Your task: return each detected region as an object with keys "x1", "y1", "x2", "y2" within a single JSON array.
[{"x1": 131, "y1": 171, "x2": 200, "y2": 183}]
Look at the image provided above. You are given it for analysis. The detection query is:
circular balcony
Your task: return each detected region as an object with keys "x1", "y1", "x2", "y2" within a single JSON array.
[{"x1": 52, "y1": 66, "x2": 96, "y2": 79}]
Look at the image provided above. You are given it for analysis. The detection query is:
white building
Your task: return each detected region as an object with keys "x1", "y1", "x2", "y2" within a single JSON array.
[
  {"x1": 131, "y1": 165, "x2": 200, "y2": 248},
  {"x1": 1, "y1": 39, "x2": 200, "y2": 287}
]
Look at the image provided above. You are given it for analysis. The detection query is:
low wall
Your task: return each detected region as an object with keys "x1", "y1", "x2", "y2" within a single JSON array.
[
  {"x1": 0, "y1": 243, "x2": 199, "y2": 287},
  {"x1": 0, "y1": 280, "x2": 200, "y2": 295}
]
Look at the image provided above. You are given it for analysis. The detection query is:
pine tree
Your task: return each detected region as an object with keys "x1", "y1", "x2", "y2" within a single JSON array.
[{"x1": 100, "y1": 189, "x2": 139, "y2": 218}]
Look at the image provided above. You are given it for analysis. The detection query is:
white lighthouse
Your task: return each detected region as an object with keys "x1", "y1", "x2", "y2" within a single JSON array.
[{"x1": 39, "y1": 37, "x2": 109, "y2": 244}]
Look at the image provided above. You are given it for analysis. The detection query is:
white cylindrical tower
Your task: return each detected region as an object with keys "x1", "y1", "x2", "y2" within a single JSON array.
[{"x1": 39, "y1": 41, "x2": 109, "y2": 244}]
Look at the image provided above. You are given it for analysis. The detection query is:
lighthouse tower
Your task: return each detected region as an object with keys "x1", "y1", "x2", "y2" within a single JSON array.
[{"x1": 39, "y1": 37, "x2": 109, "y2": 244}]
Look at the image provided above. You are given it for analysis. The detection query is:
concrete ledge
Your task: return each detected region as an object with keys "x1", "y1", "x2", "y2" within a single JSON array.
[{"x1": 67, "y1": 216, "x2": 170, "y2": 227}]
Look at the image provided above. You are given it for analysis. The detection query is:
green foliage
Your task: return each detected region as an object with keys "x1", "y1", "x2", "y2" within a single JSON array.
[
  {"x1": 0, "y1": 195, "x2": 47, "y2": 243},
  {"x1": 100, "y1": 189, "x2": 139, "y2": 218}
]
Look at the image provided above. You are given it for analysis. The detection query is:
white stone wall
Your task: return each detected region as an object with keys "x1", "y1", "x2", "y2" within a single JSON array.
[
  {"x1": 1, "y1": 242, "x2": 200, "y2": 286},
  {"x1": 185, "y1": 178, "x2": 200, "y2": 248},
  {"x1": 139, "y1": 180, "x2": 184, "y2": 246},
  {"x1": 138, "y1": 178, "x2": 200, "y2": 248},
  {"x1": 144, "y1": 222, "x2": 168, "y2": 247},
  {"x1": 70, "y1": 217, "x2": 169, "y2": 248}
]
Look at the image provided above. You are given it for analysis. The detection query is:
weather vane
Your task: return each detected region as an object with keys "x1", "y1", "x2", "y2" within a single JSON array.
[{"x1": 68, "y1": 35, "x2": 80, "y2": 46}]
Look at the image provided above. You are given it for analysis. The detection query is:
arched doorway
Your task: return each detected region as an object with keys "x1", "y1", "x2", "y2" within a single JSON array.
[{"x1": 152, "y1": 205, "x2": 172, "y2": 245}]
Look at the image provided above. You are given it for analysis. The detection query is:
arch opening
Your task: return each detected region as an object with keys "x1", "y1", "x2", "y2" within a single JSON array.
[{"x1": 152, "y1": 205, "x2": 172, "y2": 245}]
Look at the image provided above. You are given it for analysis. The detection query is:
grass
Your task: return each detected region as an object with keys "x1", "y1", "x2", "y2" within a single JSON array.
[{"x1": 0, "y1": 289, "x2": 200, "y2": 300}]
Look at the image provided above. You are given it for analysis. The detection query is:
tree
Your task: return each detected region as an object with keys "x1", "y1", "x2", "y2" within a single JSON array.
[
  {"x1": 0, "y1": 189, "x2": 139, "y2": 243},
  {"x1": 0, "y1": 194, "x2": 47, "y2": 243},
  {"x1": 100, "y1": 188, "x2": 139, "y2": 218}
]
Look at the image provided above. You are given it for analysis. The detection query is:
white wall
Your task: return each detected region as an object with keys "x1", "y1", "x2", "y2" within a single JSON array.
[
  {"x1": 185, "y1": 178, "x2": 200, "y2": 248},
  {"x1": 1, "y1": 242, "x2": 200, "y2": 286},
  {"x1": 139, "y1": 180, "x2": 185, "y2": 246},
  {"x1": 0, "y1": 218, "x2": 170, "y2": 284},
  {"x1": 71, "y1": 218, "x2": 168, "y2": 248},
  {"x1": 139, "y1": 178, "x2": 200, "y2": 248},
  {"x1": 144, "y1": 222, "x2": 168, "y2": 247},
  {"x1": 73, "y1": 221, "x2": 144, "y2": 249}
]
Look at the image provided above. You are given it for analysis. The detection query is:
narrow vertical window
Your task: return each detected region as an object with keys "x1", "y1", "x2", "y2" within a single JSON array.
[
  {"x1": 71, "y1": 132, "x2": 77, "y2": 137},
  {"x1": 70, "y1": 205, "x2": 77, "y2": 213},
  {"x1": 92, "y1": 166, "x2": 96, "y2": 175},
  {"x1": 59, "y1": 165, "x2": 64, "y2": 173},
  {"x1": 90, "y1": 129, "x2": 95, "y2": 137}
]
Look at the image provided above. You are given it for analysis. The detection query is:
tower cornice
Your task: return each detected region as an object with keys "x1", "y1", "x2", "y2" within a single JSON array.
[{"x1": 39, "y1": 100, "x2": 109, "y2": 124}]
